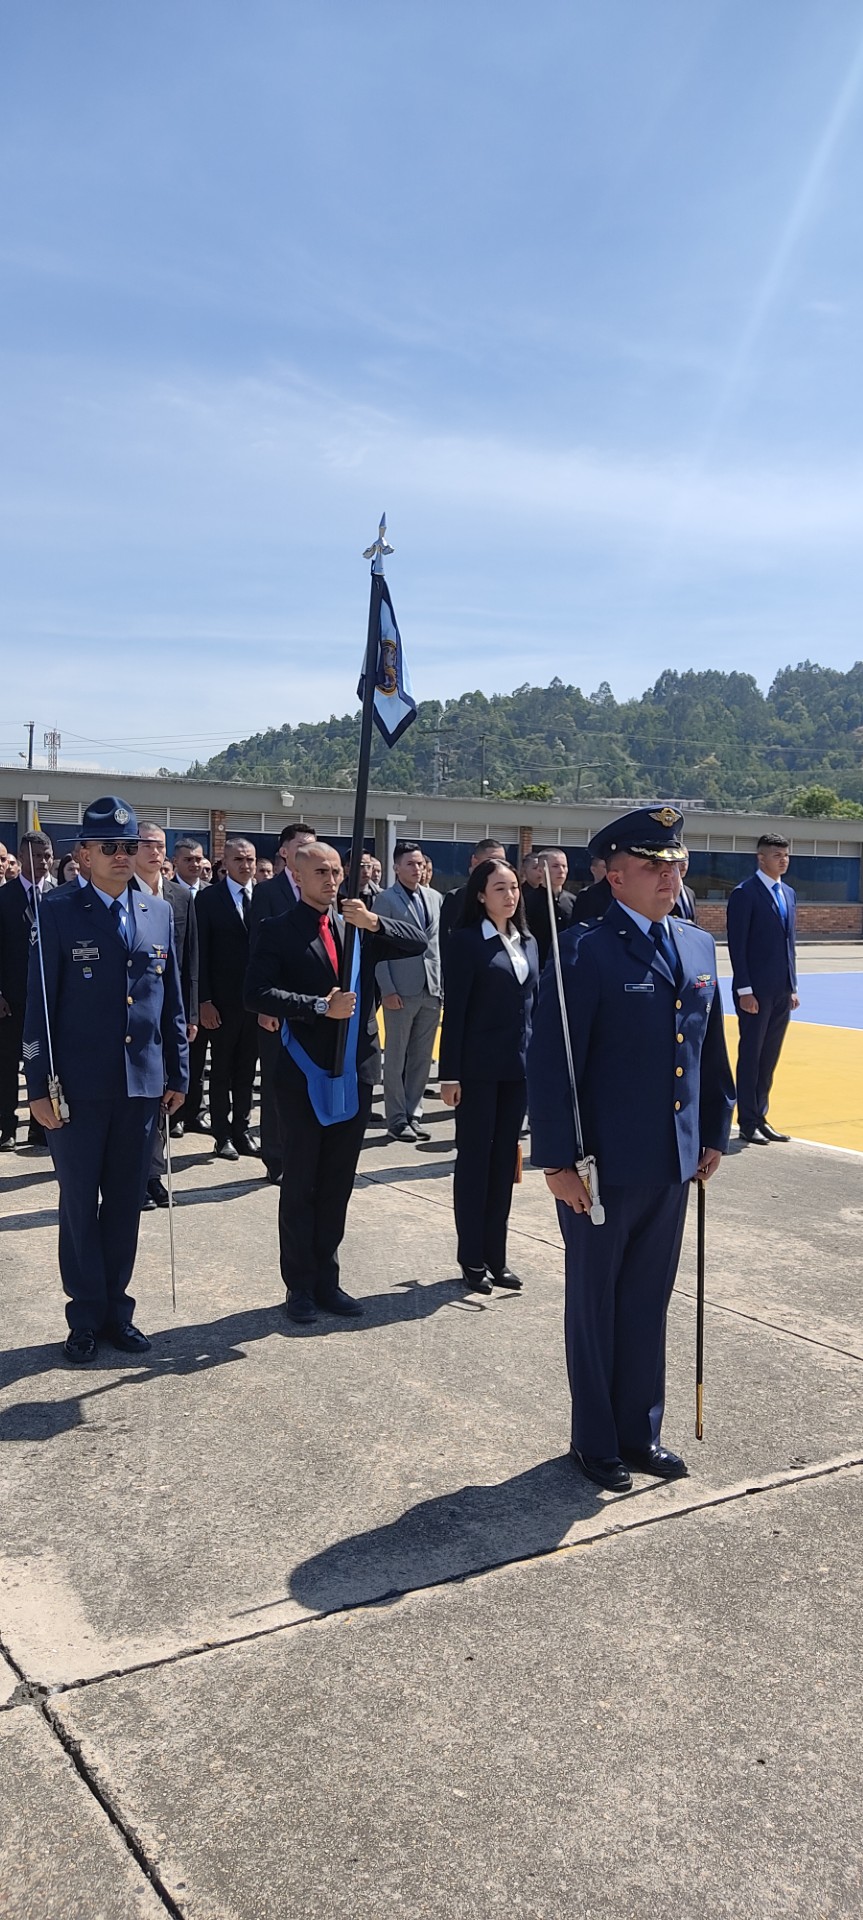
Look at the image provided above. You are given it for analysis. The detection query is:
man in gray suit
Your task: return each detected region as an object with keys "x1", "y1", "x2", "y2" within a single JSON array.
[{"x1": 375, "y1": 841, "x2": 442, "y2": 1143}]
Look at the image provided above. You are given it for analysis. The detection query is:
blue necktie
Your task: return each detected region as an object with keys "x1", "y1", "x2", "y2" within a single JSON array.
[
  {"x1": 110, "y1": 898, "x2": 130, "y2": 948},
  {"x1": 772, "y1": 882, "x2": 787, "y2": 924},
  {"x1": 651, "y1": 920, "x2": 681, "y2": 986}
]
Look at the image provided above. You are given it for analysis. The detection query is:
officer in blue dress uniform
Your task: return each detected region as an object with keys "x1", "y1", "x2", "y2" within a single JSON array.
[
  {"x1": 527, "y1": 806, "x2": 735, "y2": 1492},
  {"x1": 23, "y1": 797, "x2": 189, "y2": 1364}
]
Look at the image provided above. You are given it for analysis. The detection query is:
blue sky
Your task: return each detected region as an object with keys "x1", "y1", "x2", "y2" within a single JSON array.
[{"x1": 2, "y1": 1, "x2": 863, "y2": 773}]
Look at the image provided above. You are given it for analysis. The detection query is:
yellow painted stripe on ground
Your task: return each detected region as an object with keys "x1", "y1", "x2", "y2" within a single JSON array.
[{"x1": 725, "y1": 1014, "x2": 863, "y2": 1152}]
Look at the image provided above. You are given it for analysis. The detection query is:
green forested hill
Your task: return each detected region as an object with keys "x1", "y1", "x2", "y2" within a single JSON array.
[{"x1": 190, "y1": 662, "x2": 863, "y2": 814}]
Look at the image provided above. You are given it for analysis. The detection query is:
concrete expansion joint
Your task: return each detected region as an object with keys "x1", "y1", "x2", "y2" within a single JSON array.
[
  {"x1": 674, "y1": 1285, "x2": 863, "y2": 1365},
  {"x1": 38, "y1": 1695, "x2": 186, "y2": 1920}
]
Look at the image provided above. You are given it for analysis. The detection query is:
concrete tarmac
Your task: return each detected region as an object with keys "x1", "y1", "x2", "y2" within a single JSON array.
[{"x1": 1, "y1": 1097, "x2": 861, "y2": 1917}]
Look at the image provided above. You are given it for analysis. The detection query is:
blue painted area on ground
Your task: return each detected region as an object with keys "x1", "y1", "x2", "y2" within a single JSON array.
[{"x1": 719, "y1": 973, "x2": 863, "y2": 1030}]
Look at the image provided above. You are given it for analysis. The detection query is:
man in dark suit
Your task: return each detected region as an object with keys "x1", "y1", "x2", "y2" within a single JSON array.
[
  {"x1": 133, "y1": 823, "x2": 200, "y2": 1206},
  {"x1": 0, "y1": 830, "x2": 55, "y2": 1149},
  {"x1": 726, "y1": 833, "x2": 798, "y2": 1145},
  {"x1": 23, "y1": 797, "x2": 188, "y2": 1362},
  {"x1": 245, "y1": 841, "x2": 427, "y2": 1323},
  {"x1": 337, "y1": 846, "x2": 381, "y2": 914},
  {"x1": 196, "y1": 838, "x2": 260, "y2": 1161},
  {"x1": 527, "y1": 806, "x2": 735, "y2": 1493},
  {"x1": 172, "y1": 838, "x2": 210, "y2": 1131},
  {"x1": 249, "y1": 822, "x2": 316, "y2": 1182},
  {"x1": 671, "y1": 847, "x2": 698, "y2": 922},
  {"x1": 439, "y1": 839, "x2": 506, "y2": 949},
  {"x1": 524, "y1": 849, "x2": 576, "y2": 968},
  {"x1": 571, "y1": 854, "x2": 613, "y2": 924}
]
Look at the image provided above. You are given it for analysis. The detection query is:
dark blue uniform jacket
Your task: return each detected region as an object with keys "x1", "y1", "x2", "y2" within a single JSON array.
[
  {"x1": 527, "y1": 901, "x2": 734, "y2": 1184},
  {"x1": 23, "y1": 883, "x2": 189, "y2": 1103},
  {"x1": 726, "y1": 874, "x2": 797, "y2": 999},
  {"x1": 440, "y1": 923, "x2": 539, "y2": 1082}
]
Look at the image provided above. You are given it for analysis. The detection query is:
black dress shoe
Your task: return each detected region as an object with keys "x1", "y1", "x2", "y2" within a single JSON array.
[
  {"x1": 317, "y1": 1287, "x2": 363, "y2": 1318},
  {"x1": 265, "y1": 1165, "x2": 283, "y2": 1185},
  {"x1": 571, "y1": 1449, "x2": 632, "y2": 1492},
  {"x1": 64, "y1": 1329, "x2": 98, "y2": 1364},
  {"x1": 147, "y1": 1178, "x2": 170, "y2": 1209},
  {"x1": 184, "y1": 1114, "x2": 212, "y2": 1135},
  {"x1": 738, "y1": 1129, "x2": 768, "y2": 1145},
  {"x1": 140, "y1": 1191, "x2": 158, "y2": 1212},
  {"x1": 756, "y1": 1121, "x2": 790, "y2": 1143},
  {"x1": 233, "y1": 1131, "x2": 260, "y2": 1156},
  {"x1": 410, "y1": 1124, "x2": 432, "y2": 1143},
  {"x1": 285, "y1": 1293, "x2": 319, "y2": 1325},
  {"x1": 621, "y1": 1444, "x2": 688, "y2": 1480},
  {"x1": 459, "y1": 1264, "x2": 493, "y2": 1295},
  {"x1": 107, "y1": 1323, "x2": 152, "y2": 1353},
  {"x1": 387, "y1": 1121, "x2": 418, "y2": 1142},
  {"x1": 490, "y1": 1267, "x2": 523, "y2": 1291},
  {"x1": 169, "y1": 1118, "x2": 185, "y2": 1139},
  {"x1": 215, "y1": 1138, "x2": 240, "y2": 1161},
  {"x1": 0, "y1": 1132, "x2": 17, "y2": 1152}
]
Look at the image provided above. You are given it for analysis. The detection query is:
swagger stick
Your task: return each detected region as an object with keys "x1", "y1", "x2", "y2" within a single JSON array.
[
  {"x1": 542, "y1": 861, "x2": 604, "y2": 1226},
  {"x1": 695, "y1": 1177, "x2": 706, "y2": 1439},
  {"x1": 333, "y1": 518, "x2": 390, "y2": 1077}
]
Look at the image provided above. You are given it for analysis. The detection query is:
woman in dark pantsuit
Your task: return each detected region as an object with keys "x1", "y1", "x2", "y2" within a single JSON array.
[{"x1": 440, "y1": 861, "x2": 539, "y2": 1294}]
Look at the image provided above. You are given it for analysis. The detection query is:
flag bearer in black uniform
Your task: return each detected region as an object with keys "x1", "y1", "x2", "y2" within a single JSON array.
[
  {"x1": 23, "y1": 797, "x2": 189, "y2": 1364},
  {"x1": 244, "y1": 841, "x2": 426, "y2": 1324},
  {"x1": 527, "y1": 807, "x2": 735, "y2": 1493}
]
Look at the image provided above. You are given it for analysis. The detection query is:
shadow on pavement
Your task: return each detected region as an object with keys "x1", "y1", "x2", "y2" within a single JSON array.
[
  {"x1": 287, "y1": 1456, "x2": 616, "y2": 1614},
  {"x1": 0, "y1": 1282, "x2": 486, "y2": 1437}
]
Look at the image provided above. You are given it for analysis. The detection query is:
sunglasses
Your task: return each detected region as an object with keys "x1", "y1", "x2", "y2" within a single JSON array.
[{"x1": 95, "y1": 840, "x2": 139, "y2": 856}]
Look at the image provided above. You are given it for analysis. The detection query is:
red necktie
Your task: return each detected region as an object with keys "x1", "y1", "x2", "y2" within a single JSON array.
[{"x1": 319, "y1": 912, "x2": 339, "y2": 975}]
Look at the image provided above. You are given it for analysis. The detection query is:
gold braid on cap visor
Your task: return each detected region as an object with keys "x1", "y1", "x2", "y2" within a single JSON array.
[{"x1": 625, "y1": 844, "x2": 686, "y2": 862}]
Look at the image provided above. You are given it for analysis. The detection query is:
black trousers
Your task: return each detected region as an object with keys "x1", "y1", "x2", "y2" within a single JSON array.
[
  {"x1": 185, "y1": 1027, "x2": 209, "y2": 1124},
  {"x1": 257, "y1": 1023, "x2": 283, "y2": 1176},
  {"x1": 559, "y1": 1182, "x2": 689, "y2": 1457},
  {"x1": 208, "y1": 1007, "x2": 259, "y2": 1144},
  {"x1": 274, "y1": 1054, "x2": 372, "y2": 1300},
  {"x1": 735, "y1": 991, "x2": 792, "y2": 1134},
  {"x1": 0, "y1": 1008, "x2": 23, "y2": 1137},
  {"x1": 49, "y1": 1096, "x2": 159, "y2": 1334},
  {"x1": 453, "y1": 1076, "x2": 526, "y2": 1274}
]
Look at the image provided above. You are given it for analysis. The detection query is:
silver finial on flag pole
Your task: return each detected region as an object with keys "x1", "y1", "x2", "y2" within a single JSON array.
[{"x1": 362, "y1": 513, "x2": 394, "y2": 574}]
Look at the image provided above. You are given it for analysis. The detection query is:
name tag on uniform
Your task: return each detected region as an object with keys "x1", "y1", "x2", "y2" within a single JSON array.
[
  {"x1": 624, "y1": 980, "x2": 654, "y2": 993},
  {"x1": 72, "y1": 944, "x2": 100, "y2": 962}
]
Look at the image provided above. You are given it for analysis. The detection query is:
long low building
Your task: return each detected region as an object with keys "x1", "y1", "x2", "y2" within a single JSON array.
[{"x1": 1, "y1": 766, "x2": 860, "y2": 937}]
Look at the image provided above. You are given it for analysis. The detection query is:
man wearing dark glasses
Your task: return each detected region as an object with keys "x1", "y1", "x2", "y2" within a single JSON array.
[{"x1": 22, "y1": 796, "x2": 188, "y2": 1364}]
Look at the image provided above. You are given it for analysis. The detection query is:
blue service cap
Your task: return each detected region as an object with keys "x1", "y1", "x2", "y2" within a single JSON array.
[
  {"x1": 588, "y1": 805, "x2": 685, "y2": 865},
  {"x1": 79, "y1": 796, "x2": 139, "y2": 842}
]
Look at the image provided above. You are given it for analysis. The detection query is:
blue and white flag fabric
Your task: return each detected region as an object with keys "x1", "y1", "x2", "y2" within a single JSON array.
[{"x1": 357, "y1": 574, "x2": 417, "y2": 748}]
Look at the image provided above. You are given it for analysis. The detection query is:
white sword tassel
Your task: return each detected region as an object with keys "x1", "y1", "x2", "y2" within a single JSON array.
[{"x1": 29, "y1": 872, "x2": 69, "y2": 1122}]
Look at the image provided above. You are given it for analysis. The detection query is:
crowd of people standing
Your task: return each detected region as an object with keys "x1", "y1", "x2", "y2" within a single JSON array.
[{"x1": 2, "y1": 803, "x2": 798, "y2": 1491}]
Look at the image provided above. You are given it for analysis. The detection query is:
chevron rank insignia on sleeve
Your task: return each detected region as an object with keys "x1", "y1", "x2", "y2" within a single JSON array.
[{"x1": 23, "y1": 1040, "x2": 40, "y2": 1059}]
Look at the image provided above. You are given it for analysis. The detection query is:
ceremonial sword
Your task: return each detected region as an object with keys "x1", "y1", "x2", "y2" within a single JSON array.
[
  {"x1": 695, "y1": 1176, "x2": 706, "y2": 1439},
  {"x1": 543, "y1": 862, "x2": 604, "y2": 1226},
  {"x1": 29, "y1": 875, "x2": 69, "y2": 1123},
  {"x1": 163, "y1": 1107, "x2": 178, "y2": 1312}
]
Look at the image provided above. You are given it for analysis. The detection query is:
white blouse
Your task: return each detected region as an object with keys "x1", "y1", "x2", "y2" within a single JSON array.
[{"x1": 481, "y1": 914, "x2": 530, "y2": 984}]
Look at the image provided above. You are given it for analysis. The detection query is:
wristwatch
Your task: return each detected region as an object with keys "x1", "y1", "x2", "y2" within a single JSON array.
[{"x1": 313, "y1": 997, "x2": 330, "y2": 1016}]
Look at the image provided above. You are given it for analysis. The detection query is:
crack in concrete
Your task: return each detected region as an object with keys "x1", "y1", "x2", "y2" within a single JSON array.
[
  {"x1": 363, "y1": 1168, "x2": 863, "y2": 1366},
  {"x1": 39, "y1": 1695, "x2": 187, "y2": 1917},
  {"x1": 10, "y1": 1448, "x2": 860, "y2": 1706}
]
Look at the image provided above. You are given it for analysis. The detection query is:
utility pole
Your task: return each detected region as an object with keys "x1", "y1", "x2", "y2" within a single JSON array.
[
  {"x1": 479, "y1": 733, "x2": 487, "y2": 798},
  {"x1": 25, "y1": 721, "x2": 34, "y2": 769}
]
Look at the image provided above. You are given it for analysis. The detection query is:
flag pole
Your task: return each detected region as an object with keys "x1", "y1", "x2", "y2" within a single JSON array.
[{"x1": 333, "y1": 515, "x2": 391, "y2": 1075}]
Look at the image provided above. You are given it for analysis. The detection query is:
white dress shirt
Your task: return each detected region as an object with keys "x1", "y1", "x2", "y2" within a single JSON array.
[
  {"x1": 226, "y1": 875, "x2": 253, "y2": 921},
  {"x1": 482, "y1": 913, "x2": 530, "y2": 984}
]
